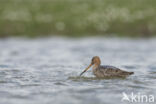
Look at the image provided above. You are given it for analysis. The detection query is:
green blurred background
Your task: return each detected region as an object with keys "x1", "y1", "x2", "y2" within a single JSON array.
[{"x1": 0, "y1": 0, "x2": 156, "y2": 38}]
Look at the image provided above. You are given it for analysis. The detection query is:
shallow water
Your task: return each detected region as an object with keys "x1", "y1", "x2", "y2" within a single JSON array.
[{"x1": 0, "y1": 37, "x2": 156, "y2": 104}]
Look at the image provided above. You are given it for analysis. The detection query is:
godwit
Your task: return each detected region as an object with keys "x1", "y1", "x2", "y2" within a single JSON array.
[{"x1": 80, "y1": 56, "x2": 134, "y2": 78}]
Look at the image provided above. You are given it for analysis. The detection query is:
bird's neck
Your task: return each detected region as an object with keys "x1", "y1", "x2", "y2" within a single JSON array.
[{"x1": 92, "y1": 64, "x2": 100, "y2": 70}]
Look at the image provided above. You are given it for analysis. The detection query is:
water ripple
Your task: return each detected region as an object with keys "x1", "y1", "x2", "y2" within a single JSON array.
[{"x1": 0, "y1": 38, "x2": 156, "y2": 104}]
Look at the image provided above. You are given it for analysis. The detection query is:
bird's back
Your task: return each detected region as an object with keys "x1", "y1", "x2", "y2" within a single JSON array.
[{"x1": 94, "y1": 65, "x2": 134, "y2": 78}]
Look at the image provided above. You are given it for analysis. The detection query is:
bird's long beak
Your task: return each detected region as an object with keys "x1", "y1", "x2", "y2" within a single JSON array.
[{"x1": 79, "y1": 64, "x2": 92, "y2": 76}]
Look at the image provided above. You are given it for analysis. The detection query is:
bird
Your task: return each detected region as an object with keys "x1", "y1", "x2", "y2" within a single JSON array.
[{"x1": 80, "y1": 56, "x2": 134, "y2": 78}]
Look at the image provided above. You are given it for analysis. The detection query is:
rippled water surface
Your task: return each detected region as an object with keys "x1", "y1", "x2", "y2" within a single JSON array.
[{"x1": 0, "y1": 38, "x2": 156, "y2": 104}]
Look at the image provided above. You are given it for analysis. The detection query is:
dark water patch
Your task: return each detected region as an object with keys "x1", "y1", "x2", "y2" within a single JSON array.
[
  {"x1": 68, "y1": 76, "x2": 127, "y2": 82},
  {"x1": 0, "y1": 65, "x2": 10, "y2": 68},
  {"x1": 126, "y1": 85, "x2": 149, "y2": 89},
  {"x1": 0, "y1": 80, "x2": 8, "y2": 83},
  {"x1": 132, "y1": 80, "x2": 146, "y2": 85},
  {"x1": 145, "y1": 73, "x2": 156, "y2": 79},
  {"x1": 54, "y1": 82, "x2": 68, "y2": 86},
  {"x1": 0, "y1": 71, "x2": 8, "y2": 76},
  {"x1": 20, "y1": 83, "x2": 41, "y2": 87},
  {"x1": 0, "y1": 68, "x2": 21, "y2": 72},
  {"x1": 149, "y1": 71, "x2": 156, "y2": 74},
  {"x1": 68, "y1": 76, "x2": 98, "y2": 81},
  {"x1": 10, "y1": 51, "x2": 19, "y2": 56},
  {"x1": 122, "y1": 65, "x2": 139, "y2": 69}
]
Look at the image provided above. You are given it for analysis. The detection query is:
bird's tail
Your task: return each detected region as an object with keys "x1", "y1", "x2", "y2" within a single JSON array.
[
  {"x1": 122, "y1": 71, "x2": 134, "y2": 75},
  {"x1": 129, "y1": 72, "x2": 134, "y2": 75}
]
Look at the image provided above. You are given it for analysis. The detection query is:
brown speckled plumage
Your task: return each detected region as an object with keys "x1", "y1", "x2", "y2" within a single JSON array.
[{"x1": 80, "y1": 56, "x2": 134, "y2": 78}]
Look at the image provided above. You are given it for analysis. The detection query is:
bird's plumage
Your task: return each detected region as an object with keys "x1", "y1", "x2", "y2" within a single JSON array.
[
  {"x1": 93, "y1": 65, "x2": 134, "y2": 78},
  {"x1": 80, "y1": 56, "x2": 134, "y2": 78}
]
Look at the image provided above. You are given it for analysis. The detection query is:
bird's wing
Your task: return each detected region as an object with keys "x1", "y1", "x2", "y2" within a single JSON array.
[{"x1": 99, "y1": 65, "x2": 131, "y2": 76}]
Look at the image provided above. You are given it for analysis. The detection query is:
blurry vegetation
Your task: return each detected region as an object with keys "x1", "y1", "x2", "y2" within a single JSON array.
[{"x1": 0, "y1": 0, "x2": 156, "y2": 38}]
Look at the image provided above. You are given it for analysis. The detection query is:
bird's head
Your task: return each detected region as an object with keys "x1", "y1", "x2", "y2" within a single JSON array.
[
  {"x1": 91, "y1": 56, "x2": 101, "y2": 65},
  {"x1": 79, "y1": 56, "x2": 101, "y2": 76}
]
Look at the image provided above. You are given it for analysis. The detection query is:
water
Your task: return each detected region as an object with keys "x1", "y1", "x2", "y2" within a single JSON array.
[{"x1": 0, "y1": 37, "x2": 156, "y2": 104}]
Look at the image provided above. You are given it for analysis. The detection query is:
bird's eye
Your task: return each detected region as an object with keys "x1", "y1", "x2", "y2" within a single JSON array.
[{"x1": 92, "y1": 58, "x2": 94, "y2": 62}]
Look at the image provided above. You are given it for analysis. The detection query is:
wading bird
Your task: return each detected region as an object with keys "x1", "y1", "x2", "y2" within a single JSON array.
[{"x1": 80, "y1": 56, "x2": 134, "y2": 78}]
